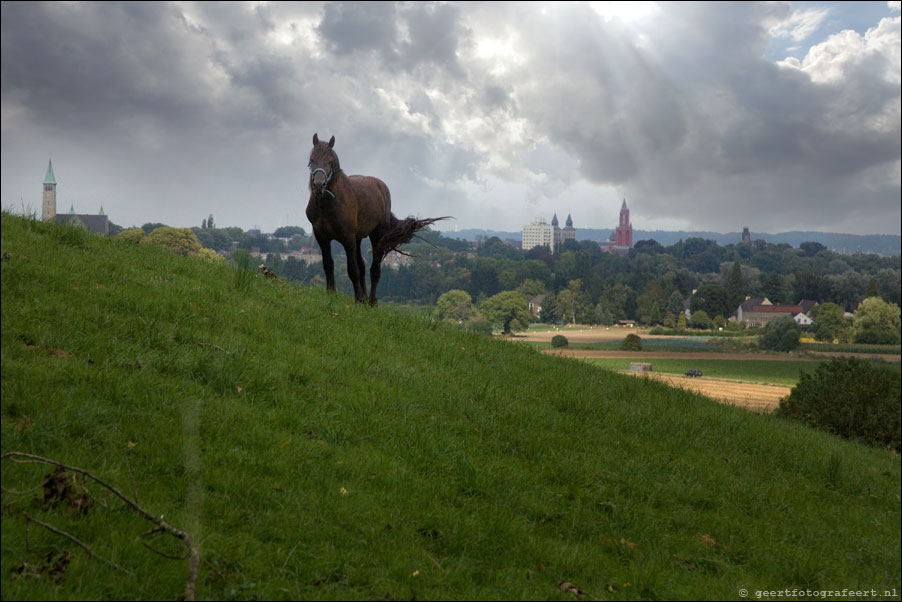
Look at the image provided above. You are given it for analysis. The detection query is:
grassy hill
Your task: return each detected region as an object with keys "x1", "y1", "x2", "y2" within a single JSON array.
[{"x1": 2, "y1": 213, "x2": 900, "y2": 601}]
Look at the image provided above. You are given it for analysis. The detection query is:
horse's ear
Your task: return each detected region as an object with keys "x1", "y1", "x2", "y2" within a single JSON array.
[
  {"x1": 313, "y1": 133, "x2": 320, "y2": 146},
  {"x1": 328, "y1": 136, "x2": 335, "y2": 149}
]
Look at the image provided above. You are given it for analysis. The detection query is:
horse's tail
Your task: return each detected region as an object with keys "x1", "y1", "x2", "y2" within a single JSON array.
[{"x1": 375, "y1": 214, "x2": 451, "y2": 263}]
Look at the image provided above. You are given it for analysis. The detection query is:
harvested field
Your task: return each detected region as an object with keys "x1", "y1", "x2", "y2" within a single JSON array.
[
  {"x1": 543, "y1": 349, "x2": 818, "y2": 362},
  {"x1": 623, "y1": 371, "x2": 790, "y2": 413}
]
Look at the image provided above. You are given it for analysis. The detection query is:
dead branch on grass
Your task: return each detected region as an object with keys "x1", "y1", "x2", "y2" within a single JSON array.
[
  {"x1": 23, "y1": 512, "x2": 132, "y2": 575},
  {"x1": 2, "y1": 451, "x2": 199, "y2": 601}
]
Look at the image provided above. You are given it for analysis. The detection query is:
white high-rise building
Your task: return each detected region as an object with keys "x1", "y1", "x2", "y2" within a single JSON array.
[{"x1": 522, "y1": 217, "x2": 554, "y2": 250}]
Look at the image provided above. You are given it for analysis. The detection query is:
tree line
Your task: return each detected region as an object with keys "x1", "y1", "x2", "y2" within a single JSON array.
[{"x1": 123, "y1": 220, "x2": 901, "y2": 340}]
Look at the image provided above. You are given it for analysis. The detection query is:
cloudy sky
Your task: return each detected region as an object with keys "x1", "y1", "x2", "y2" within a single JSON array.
[{"x1": 2, "y1": 1, "x2": 900, "y2": 236}]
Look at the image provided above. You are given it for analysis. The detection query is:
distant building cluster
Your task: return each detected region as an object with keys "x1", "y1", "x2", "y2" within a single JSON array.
[
  {"x1": 521, "y1": 201, "x2": 633, "y2": 254},
  {"x1": 38, "y1": 161, "x2": 770, "y2": 258},
  {"x1": 521, "y1": 213, "x2": 576, "y2": 251},
  {"x1": 732, "y1": 297, "x2": 819, "y2": 328},
  {"x1": 40, "y1": 160, "x2": 110, "y2": 235}
]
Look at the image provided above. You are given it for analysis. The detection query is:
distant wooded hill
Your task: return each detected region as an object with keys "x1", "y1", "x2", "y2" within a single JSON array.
[{"x1": 445, "y1": 228, "x2": 901, "y2": 256}]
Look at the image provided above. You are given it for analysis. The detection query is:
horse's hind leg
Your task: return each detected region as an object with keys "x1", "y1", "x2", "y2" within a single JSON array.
[
  {"x1": 354, "y1": 238, "x2": 368, "y2": 301},
  {"x1": 368, "y1": 233, "x2": 384, "y2": 306},
  {"x1": 342, "y1": 237, "x2": 367, "y2": 303}
]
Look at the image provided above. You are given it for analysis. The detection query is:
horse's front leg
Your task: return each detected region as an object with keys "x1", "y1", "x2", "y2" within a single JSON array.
[
  {"x1": 315, "y1": 232, "x2": 336, "y2": 291},
  {"x1": 343, "y1": 237, "x2": 367, "y2": 303}
]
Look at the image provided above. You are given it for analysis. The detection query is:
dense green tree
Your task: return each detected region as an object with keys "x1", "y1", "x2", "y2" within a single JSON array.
[
  {"x1": 759, "y1": 316, "x2": 801, "y2": 352},
  {"x1": 478, "y1": 237, "x2": 523, "y2": 261},
  {"x1": 799, "y1": 241, "x2": 826, "y2": 257},
  {"x1": 620, "y1": 333, "x2": 643, "y2": 351},
  {"x1": 469, "y1": 258, "x2": 501, "y2": 298},
  {"x1": 649, "y1": 303, "x2": 662, "y2": 326},
  {"x1": 814, "y1": 302, "x2": 849, "y2": 342},
  {"x1": 761, "y1": 273, "x2": 789, "y2": 304},
  {"x1": 793, "y1": 267, "x2": 829, "y2": 302},
  {"x1": 777, "y1": 358, "x2": 900, "y2": 451},
  {"x1": 141, "y1": 222, "x2": 169, "y2": 235},
  {"x1": 516, "y1": 279, "x2": 548, "y2": 302},
  {"x1": 596, "y1": 284, "x2": 629, "y2": 324},
  {"x1": 479, "y1": 291, "x2": 532, "y2": 334},
  {"x1": 852, "y1": 297, "x2": 901, "y2": 344},
  {"x1": 726, "y1": 261, "x2": 744, "y2": 310},
  {"x1": 141, "y1": 227, "x2": 203, "y2": 256},
  {"x1": 875, "y1": 269, "x2": 901, "y2": 306},
  {"x1": 827, "y1": 270, "x2": 868, "y2": 311},
  {"x1": 556, "y1": 280, "x2": 593, "y2": 324},
  {"x1": 636, "y1": 280, "x2": 667, "y2": 325},
  {"x1": 690, "y1": 310, "x2": 713, "y2": 330},
  {"x1": 273, "y1": 226, "x2": 306, "y2": 238},
  {"x1": 666, "y1": 290, "x2": 685, "y2": 317},
  {"x1": 690, "y1": 284, "x2": 732, "y2": 319},
  {"x1": 434, "y1": 290, "x2": 475, "y2": 324},
  {"x1": 117, "y1": 228, "x2": 145, "y2": 244}
]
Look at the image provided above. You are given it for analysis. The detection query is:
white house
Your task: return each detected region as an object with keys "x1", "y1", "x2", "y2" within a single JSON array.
[{"x1": 793, "y1": 312, "x2": 813, "y2": 326}]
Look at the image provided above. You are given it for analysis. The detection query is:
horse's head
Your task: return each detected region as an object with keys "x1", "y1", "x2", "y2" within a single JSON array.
[{"x1": 309, "y1": 133, "x2": 340, "y2": 199}]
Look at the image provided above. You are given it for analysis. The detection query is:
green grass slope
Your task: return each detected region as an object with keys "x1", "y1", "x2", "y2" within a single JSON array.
[{"x1": 2, "y1": 213, "x2": 900, "y2": 601}]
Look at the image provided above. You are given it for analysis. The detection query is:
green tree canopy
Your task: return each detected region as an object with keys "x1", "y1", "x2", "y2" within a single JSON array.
[
  {"x1": 690, "y1": 309, "x2": 713, "y2": 330},
  {"x1": 726, "y1": 261, "x2": 744, "y2": 310},
  {"x1": 814, "y1": 302, "x2": 849, "y2": 342},
  {"x1": 434, "y1": 290, "x2": 475, "y2": 324},
  {"x1": 760, "y1": 316, "x2": 801, "y2": 352},
  {"x1": 478, "y1": 291, "x2": 532, "y2": 334},
  {"x1": 556, "y1": 280, "x2": 593, "y2": 324},
  {"x1": 852, "y1": 297, "x2": 901, "y2": 344},
  {"x1": 141, "y1": 227, "x2": 203, "y2": 256},
  {"x1": 273, "y1": 226, "x2": 306, "y2": 238},
  {"x1": 690, "y1": 284, "x2": 732, "y2": 319},
  {"x1": 117, "y1": 228, "x2": 145, "y2": 244}
]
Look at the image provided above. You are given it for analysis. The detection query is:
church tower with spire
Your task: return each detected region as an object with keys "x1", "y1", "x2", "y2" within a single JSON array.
[
  {"x1": 39, "y1": 160, "x2": 111, "y2": 234},
  {"x1": 562, "y1": 213, "x2": 576, "y2": 244},
  {"x1": 615, "y1": 199, "x2": 632, "y2": 248},
  {"x1": 42, "y1": 160, "x2": 57, "y2": 222}
]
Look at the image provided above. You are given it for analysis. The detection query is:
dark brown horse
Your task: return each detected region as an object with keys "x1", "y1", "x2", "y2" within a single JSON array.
[{"x1": 305, "y1": 133, "x2": 448, "y2": 305}]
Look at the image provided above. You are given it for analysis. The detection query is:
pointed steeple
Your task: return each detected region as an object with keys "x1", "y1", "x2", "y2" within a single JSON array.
[
  {"x1": 69, "y1": 203, "x2": 75, "y2": 215},
  {"x1": 551, "y1": 213, "x2": 559, "y2": 227},
  {"x1": 98, "y1": 205, "x2": 105, "y2": 216},
  {"x1": 44, "y1": 160, "x2": 56, "y2": 185},
  {"x1": 621, "y1": 198, "x2": 627, "y2": 210},
  {"x1": 565, "y1": 213, "x2": 573, "y2": 228}
]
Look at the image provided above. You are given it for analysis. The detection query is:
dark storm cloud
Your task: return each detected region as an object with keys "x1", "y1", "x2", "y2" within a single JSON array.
[
  {"x1": 1, "y1": 1, "x2": 899, "y2": 235},
  {"x1": 1, "y1": 2, "x2": 213, "y2": 132},
  {"x1": 317, "y1": 2, "x2": 398, "y2": 57}
]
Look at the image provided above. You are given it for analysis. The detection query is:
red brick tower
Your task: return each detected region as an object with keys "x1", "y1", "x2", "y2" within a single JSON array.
[{"x1": 615, "y1": 199, "x2": 632, "y2": 248}]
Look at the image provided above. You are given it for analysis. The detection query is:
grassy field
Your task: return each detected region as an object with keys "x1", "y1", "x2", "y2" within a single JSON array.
[
  {"x1": 2, "y1": 213, "x2": 900, "y2": 601},
  {"x1": 581, "y1": 358, "x2": 823, "y2": 386}
]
